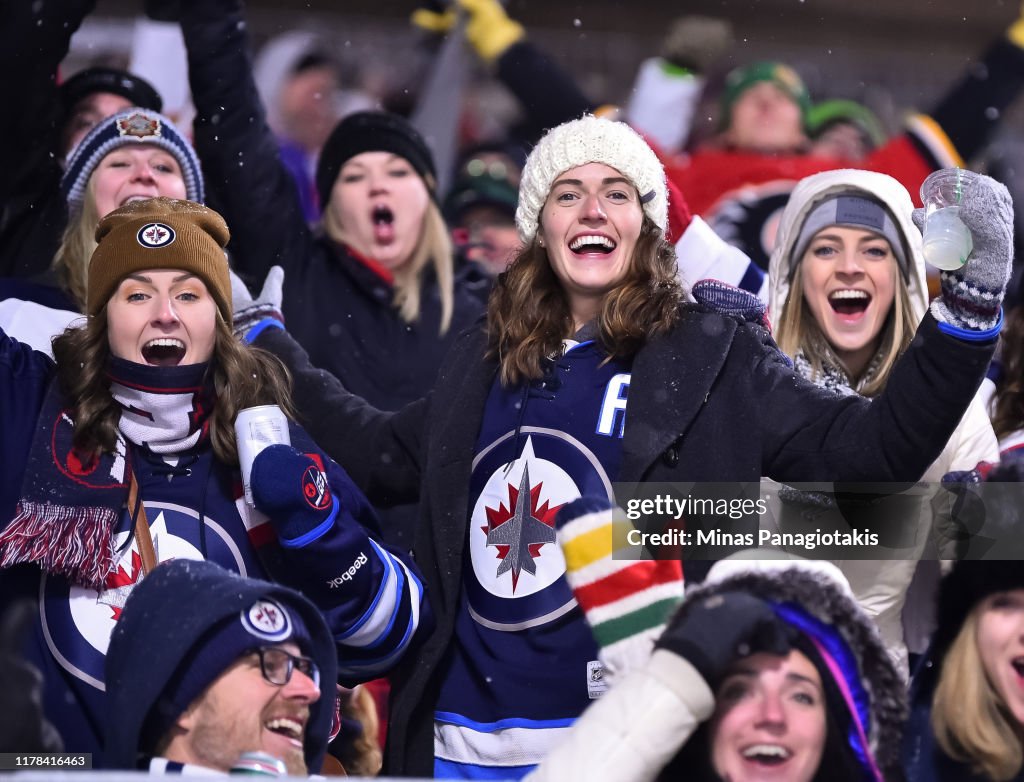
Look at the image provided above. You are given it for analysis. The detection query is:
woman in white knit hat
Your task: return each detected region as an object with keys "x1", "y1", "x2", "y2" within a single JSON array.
[{"x1": 250, "y1": 113, "x2": 1013, "y2": 779}]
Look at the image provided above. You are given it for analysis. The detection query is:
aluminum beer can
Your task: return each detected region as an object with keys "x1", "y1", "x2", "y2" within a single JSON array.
[
  {"x1": 235, "y1": 404, "x2": 291, "y2": 506},
  {"x1": 229, "y1": 751, "x2": 287, "y2": 776}
]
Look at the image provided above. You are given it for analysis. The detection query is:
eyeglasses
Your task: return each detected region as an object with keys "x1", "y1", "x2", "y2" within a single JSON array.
[
  {"x1": 463, "y1": 157, "x2": 512, "y2": 182},
  {"x1": 255, "y1": 647, "x2": 320, "y2": 688}
]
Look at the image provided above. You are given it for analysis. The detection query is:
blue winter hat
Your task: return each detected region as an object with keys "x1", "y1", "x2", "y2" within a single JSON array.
[
  {"x1": 61, "y1": 108, "x2": 204, "y2": 216},
  {"x1": 105, "y1": 559, "x2": 336, "y2": 772},
  {"x1": 153, "y1": 596, "x2": 315, "y2": 734}
]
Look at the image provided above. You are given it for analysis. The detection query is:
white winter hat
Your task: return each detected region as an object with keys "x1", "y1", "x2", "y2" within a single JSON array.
[{"x1": 515, "y1": 115, "x2": 668, "y2": 243}]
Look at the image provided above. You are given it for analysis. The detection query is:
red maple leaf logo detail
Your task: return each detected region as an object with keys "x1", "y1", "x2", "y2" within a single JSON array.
[
  {"x1": 482, "y1": 476, "x2": 563, "y2": 592},
  {"x1": 102, "y1": 550, "x2": 143, "y2": 620}
]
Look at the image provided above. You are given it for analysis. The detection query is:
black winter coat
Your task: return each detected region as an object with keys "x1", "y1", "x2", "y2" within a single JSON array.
[
  {"x1": 0, "y1": 1, "x2": 93, "y2": 280},
  {"x1": 180, "y1": 0, "x2": 484, "y2": 414},
  {"x1": 257, "y1": 305, "x2": 994, "y2": 777}
]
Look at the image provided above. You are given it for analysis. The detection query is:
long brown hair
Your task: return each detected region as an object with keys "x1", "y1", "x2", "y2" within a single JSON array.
[
  {"x1": 486, "y1": 216, "x2": 683, "y2": 386},
  {"x1": 51, "y1": 312, "x2": 295, "y2": 466},
  {"x1": 992, "y1": 307, "x2": 1024, "y2": 442}
]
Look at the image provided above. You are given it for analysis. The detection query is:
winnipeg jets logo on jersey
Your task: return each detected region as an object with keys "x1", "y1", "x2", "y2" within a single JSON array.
[
  {"x1": 467, "y1": 433, "x2": 613, "y2": 631},
  {"x1": 483, "y1": 462, "x2": 560, "y2": 591},
  {"x1": 43, "y1": 503, "x2": 253, "y2": 691}
]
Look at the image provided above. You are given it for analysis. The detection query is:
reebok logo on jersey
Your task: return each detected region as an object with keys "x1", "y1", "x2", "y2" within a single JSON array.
[{"x1": 326, "y1": 552, "x2": 369, "y2": 588}]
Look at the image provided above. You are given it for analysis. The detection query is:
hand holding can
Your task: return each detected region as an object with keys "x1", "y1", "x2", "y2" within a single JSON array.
[{"x1": 235, "y1": 405, "x2": 290, "y2": 506}]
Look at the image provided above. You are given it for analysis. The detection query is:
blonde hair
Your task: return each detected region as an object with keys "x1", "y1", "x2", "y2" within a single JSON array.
[
  {"x1": 323, "y1": 181, "x2": 454, "y2": 335},
  {"x1": 775, "y1": 259, "x2": 914, "y2": 397},
  {"x1": 52, "y1": 183, "x2": 101, "y2": 311},
  {"x1": 932, "y1": 609, "x2": 1024, "y2": 781}
]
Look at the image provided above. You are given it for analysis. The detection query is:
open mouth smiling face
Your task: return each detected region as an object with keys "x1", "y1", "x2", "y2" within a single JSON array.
[
  {"x1": 799, "y1": 225, "x2": 898, "y2": 371},
  {"x1": 711, "y1": 651, "x2": 827, "y2": 782},
  {"x1": 539, "y1": 161, "x2": 644, "y2": 328},
  {"x1": 106, "y1": 270, "x2": 217, "y2": 367}
]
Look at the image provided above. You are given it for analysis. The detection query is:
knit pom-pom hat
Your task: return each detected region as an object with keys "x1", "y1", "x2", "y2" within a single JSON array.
[
  {"x1": 514, "y1": 115, "x2": 668, "y2": 244},
  {"x1": 61, "y1": 108, "x2": 204, "y2": 216}
]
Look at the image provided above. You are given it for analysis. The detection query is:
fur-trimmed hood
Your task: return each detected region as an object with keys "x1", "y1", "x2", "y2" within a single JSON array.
[
  {"x1": 767, "y1": 168, "x2": 928, "y2": 325},
  {"x1": 683, "y1": 557, "x2": 907, "y2": 781}
]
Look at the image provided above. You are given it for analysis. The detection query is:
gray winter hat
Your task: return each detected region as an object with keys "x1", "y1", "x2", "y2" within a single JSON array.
[{"x1": 791, "y1": 193, "x2": 909, "y2": 280}]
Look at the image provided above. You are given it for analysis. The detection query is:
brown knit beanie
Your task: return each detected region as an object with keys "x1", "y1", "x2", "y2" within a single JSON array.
[{"x1": 88, "y1": 197, "x2": 232, "y2": 319}]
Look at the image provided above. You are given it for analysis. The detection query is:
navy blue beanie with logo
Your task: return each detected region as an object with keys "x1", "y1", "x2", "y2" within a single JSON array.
[{"x1": 104, "y1": 559, "x2": 336, "y2": 772}]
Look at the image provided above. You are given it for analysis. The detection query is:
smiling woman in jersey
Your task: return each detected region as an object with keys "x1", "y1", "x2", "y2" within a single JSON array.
[
  {"x1": 766, "y1": 169, "x2": 999, "y2": 676},
  {"x1": 0, "y1": 197, "x2": 428, "y2": 765},
  {"x1": 249, "y1": 114, "x2": 1015, "y2": 779}
]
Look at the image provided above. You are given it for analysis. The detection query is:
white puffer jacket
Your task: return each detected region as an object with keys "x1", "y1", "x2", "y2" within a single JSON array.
[{"x1": 766, "y1": 168, "x2": 998, "y2": 676}]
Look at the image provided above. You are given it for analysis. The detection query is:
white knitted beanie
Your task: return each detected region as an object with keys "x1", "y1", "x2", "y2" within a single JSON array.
[{"x1": 515, "y1": 115, "x2": 668, "y2": 243}]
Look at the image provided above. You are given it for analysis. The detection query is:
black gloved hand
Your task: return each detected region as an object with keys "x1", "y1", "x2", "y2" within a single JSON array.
[{"x1": 655, "y1": 590, "x2": 790, "y2": 688}]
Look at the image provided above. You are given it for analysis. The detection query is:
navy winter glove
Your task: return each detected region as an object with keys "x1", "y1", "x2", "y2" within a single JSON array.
[
  {"x1": 251, "y1": 444, "x2": 338, "y2": 545},
  {"x1": 655, "y1": 590, "x2": 790, "y2": 688},
  {"x1": 916, "y1": 172, "x2": 1015, "y2": 332}
]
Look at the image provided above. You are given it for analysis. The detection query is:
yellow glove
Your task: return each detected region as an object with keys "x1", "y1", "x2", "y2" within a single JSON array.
[
  {"x1": 411, "y1": 5, "x2": 458, "y2": 34},
  {"x1": 458, "y1": 0, "x2": 525, "y2": 63},
  {"x1": 1009, "y1": 1, "x2": 1024, "y2": 48}
]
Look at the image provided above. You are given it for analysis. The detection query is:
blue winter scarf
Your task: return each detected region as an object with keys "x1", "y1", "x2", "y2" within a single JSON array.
[{"x1": 0, "y1": 359, "x2": 214, "y2": 590}]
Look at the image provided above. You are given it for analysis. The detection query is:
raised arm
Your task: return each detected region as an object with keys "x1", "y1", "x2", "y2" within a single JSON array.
[{"x1": 180, "y1": 0, "x2": 314, "y2": 284}]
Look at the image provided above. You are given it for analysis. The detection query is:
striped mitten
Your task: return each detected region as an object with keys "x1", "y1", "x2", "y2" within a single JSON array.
[{"x1": 556, "y1": 496, "x2": 684, "y2": 686}]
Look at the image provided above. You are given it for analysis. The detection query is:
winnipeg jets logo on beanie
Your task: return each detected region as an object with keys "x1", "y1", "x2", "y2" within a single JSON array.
[
  {"x1": 137, "y1": 222, "x2": 176, "y2": 248},
  {"x1": 243, "y1": 598, "x2": 293, "y2": 642}
]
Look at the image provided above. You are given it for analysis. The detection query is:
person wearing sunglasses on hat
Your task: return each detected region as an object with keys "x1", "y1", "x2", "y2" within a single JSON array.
[{"x1": 105, "y1": 559, "x2": 336, "y2": 776}]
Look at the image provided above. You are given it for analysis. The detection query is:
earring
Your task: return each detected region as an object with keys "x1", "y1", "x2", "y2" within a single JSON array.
[{"x1": 538, "y1": 236, "x2": 545, "y2": 247}]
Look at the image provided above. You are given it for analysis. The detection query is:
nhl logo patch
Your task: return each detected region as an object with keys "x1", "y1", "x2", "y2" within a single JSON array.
[
  {"x1": 242, "y1": 598, "x2": 292, "y2": 642},
  {"x1": 137, "y1": 222, "x2": 176, "y2": 248},
  {"x1": 117, "y1": 112, "x2": 162, "y2": 139}
]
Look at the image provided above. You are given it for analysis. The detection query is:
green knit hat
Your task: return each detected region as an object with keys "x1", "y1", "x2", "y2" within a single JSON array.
[
  {"x1": 807, "y1": 99, "x2": 887, "y2": 149},
  {"x1": 719, "y1": 61, "x2": 811, "y2": 130}
]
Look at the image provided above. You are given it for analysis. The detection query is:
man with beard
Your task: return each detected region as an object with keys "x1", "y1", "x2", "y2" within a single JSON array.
[{"x1": 104, "y1": 559, "x2": 338, "y2": 776}]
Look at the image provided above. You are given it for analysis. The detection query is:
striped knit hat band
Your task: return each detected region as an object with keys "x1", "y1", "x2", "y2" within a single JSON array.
[{"x1": 61, "y1": 108, "x2": 204, "y2": 216}]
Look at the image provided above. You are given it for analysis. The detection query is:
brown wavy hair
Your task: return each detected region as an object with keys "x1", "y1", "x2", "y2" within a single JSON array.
[
  {"x1": 51, "y1": 312, "x2": 295, "y2": 466},
  {"x1": 486, "y1": 216, "x2": 683, "y2": 386},
  {"x1": 991, "y1": 306, "x2": 1024, "y2": 442}
]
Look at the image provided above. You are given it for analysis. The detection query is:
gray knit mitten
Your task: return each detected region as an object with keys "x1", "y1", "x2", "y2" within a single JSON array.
[
  {"x1": 919, "y1": 173, "x2": 1014, "y2": 332},
  {"x1": 230, "y1": 266, "x2": 285, "y2": 340}
]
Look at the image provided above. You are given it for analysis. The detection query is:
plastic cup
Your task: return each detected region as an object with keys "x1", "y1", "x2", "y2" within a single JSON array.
[
  {"x1": 234, "y1": 405, "x2": 290, "y2": 506},
  {"x1": 919, "y1": 168, "x2": 976, "y2": 271}
]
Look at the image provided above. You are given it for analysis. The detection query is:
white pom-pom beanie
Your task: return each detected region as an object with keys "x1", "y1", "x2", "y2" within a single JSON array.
[{"x1": 515, "y1": 115, "x2": 668, "y2": 244}]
